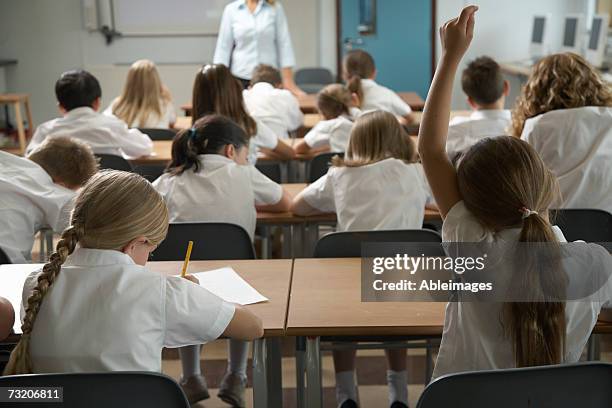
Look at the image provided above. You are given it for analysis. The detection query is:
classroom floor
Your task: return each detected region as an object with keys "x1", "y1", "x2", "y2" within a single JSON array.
[{"x1": 162, "y1": 335, "x2": 612, "y2": 408}]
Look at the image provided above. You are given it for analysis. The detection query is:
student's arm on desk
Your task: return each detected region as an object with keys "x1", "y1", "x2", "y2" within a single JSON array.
[
  {"x1": 223, "y1": 305, "x2": 264, "y2": 340},
  {"x1": 294, "y1": 139, "x2": 330, "y2": 155},
  {"x1": 291, "y1": 190, "x2": 325, "y2": 216},
  {"x1": 272, "y1": 138, "x2": 295, "y2": 160},
  {"x1": 255, "y1": 188, "x2": 292, "y2": 213}
]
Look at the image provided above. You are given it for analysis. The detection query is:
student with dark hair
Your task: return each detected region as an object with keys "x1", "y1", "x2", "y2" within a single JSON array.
[
  {"x1": 0, "y1": 297, "x2": 15, "y2": 341},
  {"x1": 243, "y1": 64, "x2": 303, "y2": 137},
  {"x1": 446, "y1": 56, "x2": 511, "y2": 159},
  {"x1": 26, "y1": 69, "x2": 153, "y2": 159},
  {"x1": 153, "y1": 114, "x2": 290, "y2": 405}
]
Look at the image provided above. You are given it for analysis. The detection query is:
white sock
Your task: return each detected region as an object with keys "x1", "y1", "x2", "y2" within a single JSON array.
[
  {"x1": 335, "y1": 370, "x2": 358, "y2": 406},
  {"x1": 387, "y1": 370, "x2": 408, "y2": 406},
  {"x1": 228, "y1": 339, "x2": 249, "y2": 381},
  {"x1": 179, "y1": 345, "x2": 201, "y2": 378}
]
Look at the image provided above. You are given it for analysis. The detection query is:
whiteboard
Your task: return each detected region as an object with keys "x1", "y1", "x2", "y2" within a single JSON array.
[{"x1": 111, "y1": 0, "x2": 232, "y2": 36}]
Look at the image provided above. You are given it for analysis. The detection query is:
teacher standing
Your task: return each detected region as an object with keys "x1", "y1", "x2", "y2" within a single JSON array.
[{"x1": 213, "y1": 0, "x2": 305, "y2": 96}]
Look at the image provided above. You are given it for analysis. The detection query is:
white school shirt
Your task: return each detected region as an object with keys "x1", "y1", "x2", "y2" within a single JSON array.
[
  {"x1": 22, "y1": 248, "x2": 234, "y2": 373},
  {"x1": 213, "y1": 0, "x2": 296, "y2": 80},
  {"x1": 300, "y1": 158, "x2": 429, "y2": 231},
  {"x1": 433, "y1": 200, "x2": 612, "y2": 379},
  {"x1": 360, "y1": 79, "x2": 412, "y2": 117},
  {"x1": 521, "y1": 107, "x2": 612, "y2": 214},
  {"x1": 26, "y1": 107, "x2": 153, "y2": 159},
  {"x1": 446, "y1": 110, "x2": 512, "y2": 158},
  {"x1": 0, "y1": 151, "x2": 74, "y2": 263},
  {"x1": 153, "y1": 154, "x2": 282, "y2": 239},
  {"x1": 103, "y1": 97, "x2": 177, "y2": 129},
  {"x1": 247, "y1": 117, "x2": 279, "y2": 165},
  {"x1": 243, "y1": 82, "x2": 304, "y2": 137}
]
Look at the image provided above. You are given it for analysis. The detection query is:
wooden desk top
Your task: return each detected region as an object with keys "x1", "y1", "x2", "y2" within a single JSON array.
[
  {"x1": 147, "y1": 259, "x2": 293, "y2": 337},
  {"x1": 0, "y1": 93, "x2": 29, "y2": 103},
  {"x1": 500, "y1": 62, "x2": 532, "y2": 77},
  {"x1": 286, "y1": 258, "x2": 446, "y2": 336}
]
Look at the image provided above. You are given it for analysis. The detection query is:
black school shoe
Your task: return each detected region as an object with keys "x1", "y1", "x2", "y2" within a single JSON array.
[
  {"x1": 339, "y1": 399, "x2": 359, "y2": 408},
  {"x1": 390, "y1": 401, "x2": 409, "y2": 408}
]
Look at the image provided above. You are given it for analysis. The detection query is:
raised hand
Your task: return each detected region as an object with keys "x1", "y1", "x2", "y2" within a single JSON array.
[{"x1": 440, "y1": 5, "x2": 478, "y2": 62}]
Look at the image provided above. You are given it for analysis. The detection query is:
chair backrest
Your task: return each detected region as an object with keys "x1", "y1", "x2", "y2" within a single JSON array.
[
  {"x1": 551, "y1": 209, "x2": 612, "y2": 242},
  {"x1": 255, "y1": 163, "x2": 282, "y2": 183},
  {"x1": 314, "y1": 229, "x2": 443, "y2": 258},
  {"x1": 295, "y1": 68, "x2": 334, "y2": 94},
  {"x1": 133, "y1": 164, "x2": 166, "y2": 183},
  {"x1": 0, "y1": 372, "x2": 189, "y2": 408},
  {"x1": 152, "y1": 222, "x2": 255, "y2": 261},
  {"x1": 95, "y1": 154, "x2": 133, "y2": 172},
  {"x1": 0, "y1": 247, "x2": 10, "y2": 264},
  {"x1": 308, "y1": 152, "x2": 344, "y2": 183},
  {"x1": 416, "y1": 362, "x2": 612, "y2": 408},
  {"x1": 137, "y1": 128, "x2": 178, "y2": 141}
]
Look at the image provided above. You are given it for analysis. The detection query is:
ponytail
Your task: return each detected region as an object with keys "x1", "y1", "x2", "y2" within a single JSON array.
[
  {"x1": 346, "y1": 75, "x2": 364, "y2": 108},
  {"x1": 343, "y1": 49, "x2": 376, "y2": 109},
  {"x1": 317, "y1": 84, "x2": 352, "y2": 120},
  {"x1": 167, "y1": 114, "x2": 249, "y2": 176},
  {"x1": 3, "y1": 226, "x2": 80, "y2": 375}
]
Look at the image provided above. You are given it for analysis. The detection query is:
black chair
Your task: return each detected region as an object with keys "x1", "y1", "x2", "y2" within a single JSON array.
[
  {"x1": 95, "y1": 154, "x2": 133, "y2": 172},
  {"x1": 137, "y1": 128, "x2": 178, "y2": 141},
  {"x1": 314, "y1": 229, "x2": 443, "y2": 258},
  {"x1": 152, "y1": 222, "x2": 255, "y2": 261},
  {"x1": 0, "y1": 247, "x2": 11, "y2": 264},
  {"x1": 133, "y1": 164, "x2": 166, "y2": 183},
  {"x1": 295, "y1": 67, "x2": 334, "y2": 94},
  {"x1": 308, "y1": 152, "x2": 344, "y2": 183},
  {"x1": 416, "y1": 362, "x2": 612, "y2": 408},
  {"x1": 0, "y1": 372, "x2": 189, "y2": 408},
  {"x1": 551, "y1": 209, "x2": 612, "y2": 242},
  {"x1": 256, "y1": 163, "x2": 282, "y2": 183}
]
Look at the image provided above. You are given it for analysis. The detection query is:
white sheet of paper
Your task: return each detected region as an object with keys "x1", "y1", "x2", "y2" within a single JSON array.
[
  {"x1": 0, "y1": 263, "x2": 45, "y2": 334},
  {"x1": 192, "y1": 267, "x2": 268, "y2": 305}
]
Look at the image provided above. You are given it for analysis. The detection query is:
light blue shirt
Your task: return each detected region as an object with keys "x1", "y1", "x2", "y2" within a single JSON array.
[{"x1": 213, "y1": 0, "x2": 296, "y2": 80}]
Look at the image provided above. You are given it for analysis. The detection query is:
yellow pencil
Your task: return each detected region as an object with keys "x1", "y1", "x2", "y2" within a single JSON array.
[{"x1": 181, "y1": 241, "x2": 194, "y2": 277}]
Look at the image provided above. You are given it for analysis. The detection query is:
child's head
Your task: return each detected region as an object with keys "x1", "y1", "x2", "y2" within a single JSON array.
[
  {"x1": 250, "y1": 64, "x2": 283, "y2": 88},
  {"x1": 168, "y1": 114, "x2": 250, "y2": 175},
  {"x1": 317, "y1": 84, "x2": 352, "y2": 120},
  {"x1": 461, "y1": 56, "x2": 508, "y2": 109},
  {"x1": 192, "y1": 64, "x2": 256, "y2": 136},
  {"x1": 113, "y1": 59, "x2": 170, "y2": 127},
  {"x1": 343, "y1": 49, "x2": 376, "y2": 106},
  {"x1": 337, "y1": 110, "x2": 415, "y2": 167},
  {"x1": 4, "y1": 170, "x2": 168, "y2": 375},
  {"x1": 27, "y1": 137, "x2": 98, "y2": 190},
  {"x1": 55, "y1": 70, "x2": 102, "y2": 113},
  {"x1": 512, "y1": 52, "x2": 612, "y2": 136}
]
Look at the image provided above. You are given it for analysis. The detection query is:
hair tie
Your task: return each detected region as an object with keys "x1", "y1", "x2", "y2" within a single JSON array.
[
  {"x1": 187, "y1": 128, "x2": 198, "y2": 141},
  {"x1": 520, "y1": 207, "x2": 538, "y2": 219}
]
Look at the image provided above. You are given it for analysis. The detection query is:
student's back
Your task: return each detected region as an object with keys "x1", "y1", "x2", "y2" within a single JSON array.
[
  {"x1": 27, "y1": 70, "x2": 153, "y2": 159},
  {"x1": 0, "y1": 138, "x2": 97, "y2": 263}
]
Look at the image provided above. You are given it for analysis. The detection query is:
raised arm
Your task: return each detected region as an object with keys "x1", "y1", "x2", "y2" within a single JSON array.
[{"x1": 418, "y1": 5, "x2": 478, "y2": 218}]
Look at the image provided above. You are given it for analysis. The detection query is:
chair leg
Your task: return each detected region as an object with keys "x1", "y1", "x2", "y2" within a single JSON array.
[
  {"x1": 295, "y1": 336, "x2": 306, "y2": 408},
  {"x1": 587, "y1": 334, "x2": 601, "y2": 361},
  {"x1": 425, "y1": 339, "x2": 433, "y2": 383},
  {"x1": 305, "y1": 336, "x2": 322, "y2": 408}
]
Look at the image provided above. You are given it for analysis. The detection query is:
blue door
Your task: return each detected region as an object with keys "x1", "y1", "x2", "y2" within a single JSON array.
[{"x1": 340, "y1": 0, "x2": 433, "y2": 98}]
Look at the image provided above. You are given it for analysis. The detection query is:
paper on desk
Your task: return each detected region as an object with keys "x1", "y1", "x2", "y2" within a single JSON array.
[
  {"x1": 0, "y1": 263, "x2": 45, "y2": 334},
  {"x1": 192, "y1": 267, "x2": 268, "y2": 305}
]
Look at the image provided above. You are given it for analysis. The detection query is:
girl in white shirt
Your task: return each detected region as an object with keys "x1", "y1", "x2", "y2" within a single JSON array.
[
  {"x1": 4, "y1": 171, "x2": 263, "y2": 397},
  {"x1": 343, "y1": 49, "x2": 415, "y2": 124},
  {"x1": 292, "y1": 110, "x2": 430, "y2": 408},
  {"x1": 104, "y1": 59, "x2": 177, "y2": 129},
  {"x1": 192, "y1": 64, "x2": 294, "y2": 165},
  {"x1": 420, "y1": 6, "x2": 612, "y2": 380},
  {"x1": 294, "y1": 84, "x2": 360, "y2": 155},
  {"x1": 153, "y1": 114, "x2": 291, "y2": 407},
  {"x1": 512, "y1": 53, "x2": 612, "y2": 213}
]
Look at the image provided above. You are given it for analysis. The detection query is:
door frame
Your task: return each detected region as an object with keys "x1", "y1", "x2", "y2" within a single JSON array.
[{"x1": 335, "y1": 0, "x2": 437, "y2": 82}]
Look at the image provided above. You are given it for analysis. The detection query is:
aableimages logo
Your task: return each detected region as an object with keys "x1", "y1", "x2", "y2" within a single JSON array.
[{"x1": 371, "y1": 253, "x2": 488, "y2": 275}]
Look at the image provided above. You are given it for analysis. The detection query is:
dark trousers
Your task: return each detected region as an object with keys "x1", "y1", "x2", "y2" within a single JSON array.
[{"x1": 234, "y1": 76, "x2": 251, "y2": 89}]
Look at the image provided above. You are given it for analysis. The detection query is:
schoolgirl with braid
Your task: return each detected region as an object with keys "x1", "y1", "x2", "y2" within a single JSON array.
[{"x1": 4, "y1": 170, "x2": 263, "y2": 376}]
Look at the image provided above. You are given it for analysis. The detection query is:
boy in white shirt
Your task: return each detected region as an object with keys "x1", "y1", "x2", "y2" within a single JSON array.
[
  {"x1": 243, "y1": 64, "x2": 304, "y2": 138},
  {"x1": 26, "y1": 70, "x2": 153, "y2": 159},
  {"x1": 446, "y1": 56, "x2": 511, "y2": 160},
  {"x1": 0, "y1": 137, "x2": 98, "y2": 263}
]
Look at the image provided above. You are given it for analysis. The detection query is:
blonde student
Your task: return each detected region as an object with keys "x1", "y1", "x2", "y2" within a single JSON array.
[
  {"x1": 26, "y1": 70, "x2": 153, "y2": 159},
  {"x1": 104, "y1": 59, "x2": 177, "y2": 128},
  {"x1": 513, "y1": 53, "x2": 612, "y2": 213},
  {"x1": 243, "y1": 64, "x2": 304, "y2": 137},
  {"x1": 294, "y1": 84, "x2": 360, "y2": 155},
  {"x1": 0, "y1": 297, "x2": 14, "y2": 341},
  {"x1": 343, "y1": 49, "x2": 415, "y2": 124},
  {"x1": 0, "y1": 137, "x2": 98, "y2": 263},
  {"x1": 192, "y1": 64, "x2": 294, "y2": 165},
  {"x1": 153, "y1": 115, "x2": 290, "y2": 406},
  {"x1": 446, "y1": 56, "x2": 511, "y2": 159},
  {"x1": 4, "y1": 171, "x2": 263, "y2": 383},
  {"x1": 419, "y1": 6, "x2": 612, "y2": 380},
  {"x1": 292, "y1": 111, "x2": 430, "y2": 408}
]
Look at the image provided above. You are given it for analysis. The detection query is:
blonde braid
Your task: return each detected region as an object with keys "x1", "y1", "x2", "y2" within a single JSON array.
[{"x1": 3, "y1": 226, "x2": 80, "y2": 375}]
